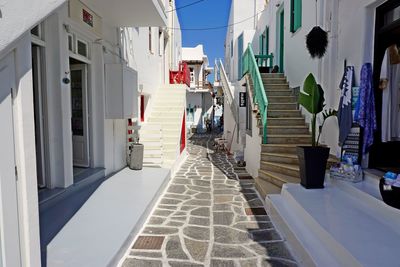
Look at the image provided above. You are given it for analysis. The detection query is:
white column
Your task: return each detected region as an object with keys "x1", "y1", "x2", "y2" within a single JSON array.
[
  {"x1": 44, "y1": 10, "x2": 73, "y2": 188},
  {"x1": 12, "y1": 34, "x2": 42, "y2": 267}
]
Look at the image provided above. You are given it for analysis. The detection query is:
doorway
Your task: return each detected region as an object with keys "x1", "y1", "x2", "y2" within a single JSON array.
[
  {"x1": 278, "y1": 9, "x2": 285, "y2": 73},
  {"x1": 70, "y1": 59, "x2": 90, "y2": 168},
  {"x1": 32, "y1": 44, "x2": 48, "y2": 188},
  {"x1": 370, "y1": 0, "x2": 400, "y2": 171}
]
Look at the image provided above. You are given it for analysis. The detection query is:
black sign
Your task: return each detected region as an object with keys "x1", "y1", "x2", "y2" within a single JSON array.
[{"x1": 239, "y1": 92, "x2": 246, "y2": 107}]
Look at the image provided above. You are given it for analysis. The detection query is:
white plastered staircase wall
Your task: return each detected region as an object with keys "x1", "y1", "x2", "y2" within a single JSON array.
[{"x1": 140, "y1": 84, "x2": 188, "y2": 172}]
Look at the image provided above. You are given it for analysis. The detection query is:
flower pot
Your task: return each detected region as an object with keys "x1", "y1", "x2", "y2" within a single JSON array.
[{"x1": 297, "y1": 146, "x2": 330, "y2": 189}]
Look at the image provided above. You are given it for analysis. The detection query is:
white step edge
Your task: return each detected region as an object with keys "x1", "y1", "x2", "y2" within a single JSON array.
[{"x1": 267, "y1": 181, "x2": 400, "y2": 267}]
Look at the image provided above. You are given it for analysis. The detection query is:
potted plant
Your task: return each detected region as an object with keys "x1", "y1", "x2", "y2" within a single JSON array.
[{"x1": 297, "y1": 73, "x2": 337, "y2": 189}]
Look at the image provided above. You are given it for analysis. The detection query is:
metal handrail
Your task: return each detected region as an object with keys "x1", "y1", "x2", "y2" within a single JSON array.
[
  {"x1": 242, "y1": 44, "x2": 268, "y2": 144},
  {"x1": 217, "y1": 59, "x2": 239, "y2": 124}
]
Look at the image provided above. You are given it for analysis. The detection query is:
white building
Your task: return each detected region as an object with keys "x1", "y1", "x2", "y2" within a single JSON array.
[
  {"x1": 182, "y1": 45, "x2": 214, "y2": 132},
  {"x1": 222, "y1": 0, "x2": 400, "y2": 266},
  {"x1": 0, "y1": 0, "x2": 184, "y2": 266}
]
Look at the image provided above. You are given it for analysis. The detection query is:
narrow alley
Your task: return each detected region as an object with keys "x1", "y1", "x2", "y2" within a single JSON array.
[{"x1": 119, "y1": 134, "x2": 296, "y2": 267}]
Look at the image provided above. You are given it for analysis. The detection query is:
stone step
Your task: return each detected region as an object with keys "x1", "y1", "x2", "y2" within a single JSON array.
[
  {"x1": 267, "y1": 135, "x2": 312, "y2": 144},
  {"x1": 261, "y1": 152, "x2": 299, "y2": 165},
  {"x1": 266, "y1": 90, "x2": 293, "y2": 97},
  {"x1": 254, "y1": 177, "x2": 282, "y2": 199},
  {"x1": 264, "y1": 84, "x2": 291, "y2": 90},
  {"x1": 268, "y1": 110, "x2": 302, "y2": 118},
  {"x1": 269, "y1": 103, "x2": 298, "y2": 110},
  {"x1": 260, "y1": 161, "x2": 300, "y2": 178},
  {"x1": 268, "y1": 117, "x2": 307, "y2": 126},
  {"x1": 262, "y1": 144, "x2": 305, "y2": 154},
  {"x1": 258, "y1": 169, "x2": 299, "y2": 188},
  {"x1": 261, "y1": 73, "x2": 285, "y2": 79},
  {"x1": 262, "y1": 78, "x2": 287, "y2": 84},
  {"x1": 268, "y1": 96, "x2": 297, "y2": 103},
  {"x1": 267, "y1": 126, "x2": 310, "y2": 135}
]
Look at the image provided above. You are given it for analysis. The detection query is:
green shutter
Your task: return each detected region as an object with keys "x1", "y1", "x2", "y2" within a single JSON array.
[
  {"x1": 259, "y1": 35, "x2": 263, "y2": 55},
  {"x1": 265, "y1": 27, "x2": 269, "y2": 55},
  {"x1": 290, "y1": 0, "x2": 302, "y2": 32},
  {"x1": 295, "y1": 0, "x2": 302, "y2": 31}
]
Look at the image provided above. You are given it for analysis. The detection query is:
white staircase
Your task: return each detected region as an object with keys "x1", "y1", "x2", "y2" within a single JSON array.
[
  {"x1": 140, "y1": 84, "x2": 186, "y2": 167},
  {"x1": 266, "y1": 176, "x2": 400, "y2": 267}
]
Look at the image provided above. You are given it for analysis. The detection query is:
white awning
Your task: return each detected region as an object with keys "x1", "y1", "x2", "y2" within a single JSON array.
[{"x1": 81, "y1": 0, "x2": 167, "y2": 27}]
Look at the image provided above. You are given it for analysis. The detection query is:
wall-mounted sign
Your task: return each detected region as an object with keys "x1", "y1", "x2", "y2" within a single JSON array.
[
  {"x1": 82, "y1": 9, "x2": 93, "y2": 27},
  {"x1": 69, "y1": 0, "x2": 102, "y2": 36},
  {"x1": 239, "y1": 92, "x2": 246, "y2": 107}
]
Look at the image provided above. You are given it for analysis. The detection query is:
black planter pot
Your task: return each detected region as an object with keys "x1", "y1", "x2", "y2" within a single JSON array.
[
  {"x1": 297, "y1": 146, "x2": 330, "y2": 189},
  {"x1": 379, "y1": 178, "x2": 400, "y2": 210}
]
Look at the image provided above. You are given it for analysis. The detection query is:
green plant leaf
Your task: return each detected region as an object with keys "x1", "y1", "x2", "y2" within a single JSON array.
[{"x1": 298, "y1": 73, "x2": 325, "y2": 115}]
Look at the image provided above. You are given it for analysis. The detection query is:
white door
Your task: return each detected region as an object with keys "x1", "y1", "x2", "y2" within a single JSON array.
[
  {"x1": 0, "y1": 54, "x2": 22, "y2": 266},
  {"x1": 70, "y1": 64, "x2": 90, "y2": 167}
]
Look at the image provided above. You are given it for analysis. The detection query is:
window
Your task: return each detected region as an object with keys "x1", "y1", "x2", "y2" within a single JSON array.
[
  {"x1": 159, "y1": 29, "x2": 163, "y2": 56},
  {"x1": 148, "y1": 27, "x2": 153, "y2": 53},
  {"x1": 68, "y1": 34, "x2": 90, "y2": 60},
  {"x1": 189, "y1": 68, "x2": 194, "y2": 82},
  {"x1": 68, "y1": 34, "x2": 74, "y2": 52},
  {"x1": 290, "y1": 0, "x2": 302, "y2": 32},
  {"x1": 77, "y1": 39, "x2": 88, "y2": 57},
  {"x1": 230, "y1": 40, "x2": 233, "y2": 57},
  {"x1": 237, "y1": 34, "x2": 244, "y2": 79},
  {"x1": 31, "y1": 23, "x2": 45, "y2": 42}
]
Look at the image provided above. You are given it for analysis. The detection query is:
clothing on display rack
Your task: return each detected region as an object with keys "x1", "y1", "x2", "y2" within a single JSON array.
[
  {"x1": 338, "y1": 66, "x2": 354, "y2": 146},
  {"x1": 354, "y1": 63, "x2": 377, "y2": 154},
  {"x1": 381, "y1": 44, "x2": 400, "y2": 142}
]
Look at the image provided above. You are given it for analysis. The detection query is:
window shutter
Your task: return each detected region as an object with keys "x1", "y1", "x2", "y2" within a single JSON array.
[
  {"x1": 295, "y1": 0, "x2": 302, "y2": 31},
  {"x1": 265, "y1": 27, "x2": 269, "y2": 55},
  {"x1": 259, "y1": 35, "x2": 263, "y2": 55}
]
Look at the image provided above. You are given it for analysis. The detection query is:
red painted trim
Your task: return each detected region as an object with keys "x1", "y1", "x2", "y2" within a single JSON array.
[
  {"x1": 180, "y1": 110, "x2": 186, "y2": 153},
  {"x1": 140, "y1": 95, "x2": 145, "y2": 122}
]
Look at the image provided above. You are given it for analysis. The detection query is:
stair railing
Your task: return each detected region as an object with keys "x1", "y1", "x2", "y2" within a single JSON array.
[
  {"x1": 217, "y1": 59, "x2": 239, "y2": 126},
  {"x1": 242, "y1": 43, "x2": 268, "y2": 144}
]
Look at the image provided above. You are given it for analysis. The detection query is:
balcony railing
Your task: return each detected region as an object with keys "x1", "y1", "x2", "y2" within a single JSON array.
[
  {"x1": 170, "y1": 62, "x2": 190, "y2": 87},
  {"x1": 217, "y1": 59, "x2": 239, "y2": 125},
  {"x1": 242, "y1": 44, "x2": 268, "y2": 144}
]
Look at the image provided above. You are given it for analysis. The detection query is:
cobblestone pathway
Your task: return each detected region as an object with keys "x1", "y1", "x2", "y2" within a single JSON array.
[{"x1": 120, "y1": 134, "x2": 297, "y2": 267}]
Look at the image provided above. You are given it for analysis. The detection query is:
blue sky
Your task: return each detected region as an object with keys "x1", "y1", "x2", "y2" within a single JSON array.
[{"x1": 175, "y1": 0, "x2": 232, "y2": 80}]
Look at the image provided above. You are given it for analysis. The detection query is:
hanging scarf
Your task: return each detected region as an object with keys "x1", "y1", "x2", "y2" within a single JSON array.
[
  {"x1": 338, "y1": 66, "x2": 354, "y2": 146},
  {"x1": 354, "y1": 63, "x2": 377, "y2": 154}
]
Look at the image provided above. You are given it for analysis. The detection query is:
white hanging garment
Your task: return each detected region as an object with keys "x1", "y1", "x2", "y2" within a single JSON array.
[
  {"x1": 390, "y1": 64, "x2": 400, "y2": 140},
  {"x1": 381, "y1": 46, "x2": 400, "y2": 142},
  {"x1": 382, "y1": 50, "x2": 391, "y2": 142}
]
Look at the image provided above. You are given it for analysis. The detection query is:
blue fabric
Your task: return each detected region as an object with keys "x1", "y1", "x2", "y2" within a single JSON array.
[
  {"x1": 338, "y1": 66, "x2": 354, "y2": 146},
  {"x1": 354, "y1": 63, "x2": 377, "y2": 154}
]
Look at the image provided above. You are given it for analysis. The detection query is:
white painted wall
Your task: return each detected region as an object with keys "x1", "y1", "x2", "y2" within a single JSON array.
[{"x1": 0, "y1": 0, "x2": 183, "y2": 265}]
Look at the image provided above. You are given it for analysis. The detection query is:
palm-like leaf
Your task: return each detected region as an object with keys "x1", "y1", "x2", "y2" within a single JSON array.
[{"x1": 298, "y1": 73, "x2": 325, "y2": 115}]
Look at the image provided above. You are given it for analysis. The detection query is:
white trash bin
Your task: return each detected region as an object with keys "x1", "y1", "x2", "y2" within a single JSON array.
[{"x1": 128, "y1": 143, "x2": 144, "y2": 170}]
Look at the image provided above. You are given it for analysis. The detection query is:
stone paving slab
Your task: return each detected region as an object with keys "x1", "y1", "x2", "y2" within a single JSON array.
[{"x1": 119, "y1": 134, "x2": 297, "y2": 267}]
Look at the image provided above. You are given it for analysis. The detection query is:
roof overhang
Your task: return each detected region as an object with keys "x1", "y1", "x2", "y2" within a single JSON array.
[
  {"x1": 0, "y1": 0, "x2": 66, "y2": 55},
  {"x1": 80, "y1": 0, "x2": 167, "y2": 27}
]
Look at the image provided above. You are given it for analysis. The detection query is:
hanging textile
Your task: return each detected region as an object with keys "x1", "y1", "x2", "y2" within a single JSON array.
[
  {"x1": 338, "y1": 66, "x2": 354, "y2": 146},
  {"x1": 354, "y1": 63, "x2": 377, "y2": 154}
]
